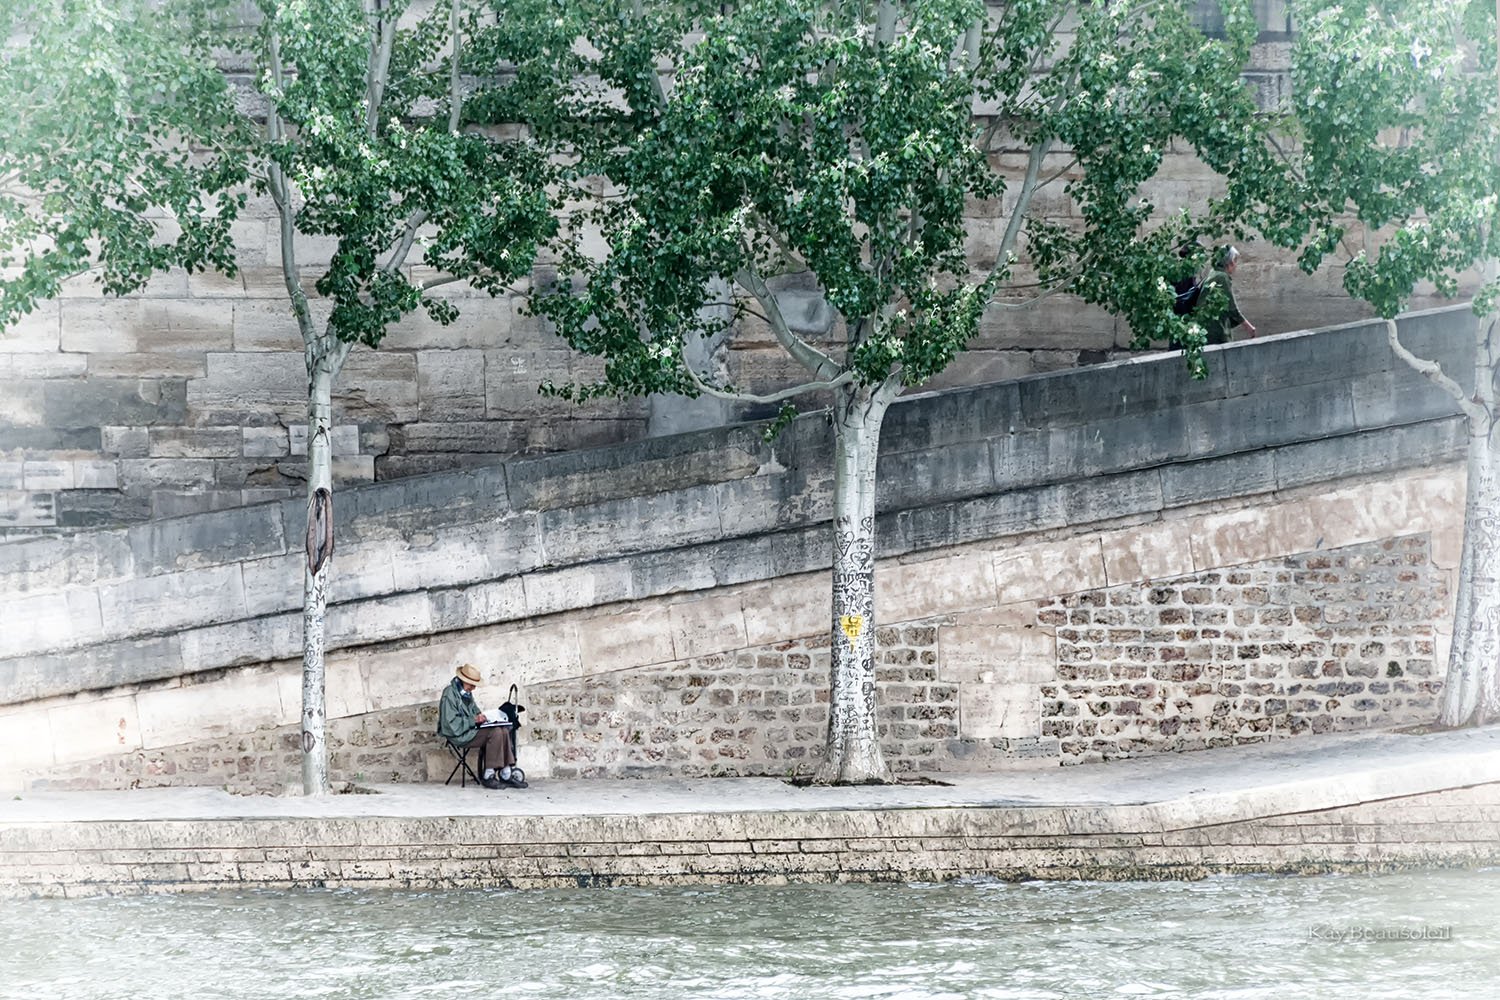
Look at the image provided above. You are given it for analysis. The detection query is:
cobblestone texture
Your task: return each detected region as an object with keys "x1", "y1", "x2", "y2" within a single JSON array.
[
  {"x1": 1036, "y1": 536, "x2": 1444, "y2": 764},
  {"x1": 527, "y1": 626, "x2": 952, "y2": 779}
]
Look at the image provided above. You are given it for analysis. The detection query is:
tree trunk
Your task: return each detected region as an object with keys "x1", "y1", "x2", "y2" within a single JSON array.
[
  {"x1": 1439, "y1": 416, "x2": 1500, "y2": 727},
  {"x1": 815, "y1": 379, "x2": 898, "y2": 784},
  {"x1": 300, "y1": 363, "x2": 337, "y2": 795}
]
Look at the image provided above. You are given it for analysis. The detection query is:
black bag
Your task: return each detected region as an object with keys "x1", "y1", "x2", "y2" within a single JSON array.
[
  {"x1": 1172, "y1": 274, "x2": 1202, "y2": 315},
  {"x1": 497, "y1": 684, "x2": 525, "y2": 730}
]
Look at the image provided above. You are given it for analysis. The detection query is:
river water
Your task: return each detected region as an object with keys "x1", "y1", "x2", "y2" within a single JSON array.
[{"x1": 2, "y1": 870, "x2": 1496, "y2": 1000}]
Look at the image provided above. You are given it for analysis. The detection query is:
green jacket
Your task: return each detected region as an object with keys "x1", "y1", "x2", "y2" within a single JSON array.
[
  {"x1": 437, "y1": 678, "x2": 479, "y2": 745},
  {"x1": 1197, "y1": 268, "x2": 1244, "y2": 345}
]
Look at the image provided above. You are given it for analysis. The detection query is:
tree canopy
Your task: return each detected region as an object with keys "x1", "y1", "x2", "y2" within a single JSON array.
[{"x1": 484, "y1": 0, "x2": 1310, "y2": 780}]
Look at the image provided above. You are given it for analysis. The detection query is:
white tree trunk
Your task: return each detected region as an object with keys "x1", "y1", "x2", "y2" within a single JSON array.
[
  {"x1": 1439, "y1": 418, "x2": 1500, "y2": 726},
  {"x1": 815, "y1": 379, "x2": 898, "y2": 784},
  {"x1": 301, "y1": 363, "x2": 336, "y2": 795}
]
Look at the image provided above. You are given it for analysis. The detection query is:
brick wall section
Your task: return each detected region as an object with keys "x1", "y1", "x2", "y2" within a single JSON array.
[
  {"x1": 4, "y1": 782, "x2": 1499, "y2": 898},
  {"x1": 1037, "y1": 536, "x2": 1444, "y2": 764},
  {"x1": 528, "y1": 626, "x2": 952, "y2": 780},
  {"x1": 34, "y1": 706, "x2": 441, "y2": 794},
  {"x1": 33, "y1": 629, "x2": 958, "y2": 788}
]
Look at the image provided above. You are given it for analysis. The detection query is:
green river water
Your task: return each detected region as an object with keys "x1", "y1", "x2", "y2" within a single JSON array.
[{"x1": 2, "y1": 869, "x2": 1496, "y2": 1000}]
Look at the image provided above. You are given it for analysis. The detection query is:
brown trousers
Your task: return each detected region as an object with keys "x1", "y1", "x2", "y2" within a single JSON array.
[{"x1": 462, "y1": 725, "x2": 515, "y2": 770}]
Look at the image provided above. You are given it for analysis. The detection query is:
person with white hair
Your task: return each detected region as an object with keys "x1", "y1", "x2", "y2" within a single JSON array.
[{"x1": 1199, "y1": 245, "x2": 1257, "y2": 345}]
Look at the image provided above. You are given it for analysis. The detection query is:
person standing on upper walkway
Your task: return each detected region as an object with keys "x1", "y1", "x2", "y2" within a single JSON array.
[{"x1": 1199, "y1": 245, "x2": 1257, "y2": 345}]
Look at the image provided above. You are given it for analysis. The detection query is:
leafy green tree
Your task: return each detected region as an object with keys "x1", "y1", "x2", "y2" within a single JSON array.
[
  {"x1": 0, "y1": 0, "x2": 246, "y2": 329},
  {"x1": 492, "y1": 0, "x2": 1290, "y2": 782},
  {"x1": 0, "y1": 0, "x2": 553, "y2": 793},
  {"x1": 1281, "y1": 0, "x2": 1500, "y2": 725}
]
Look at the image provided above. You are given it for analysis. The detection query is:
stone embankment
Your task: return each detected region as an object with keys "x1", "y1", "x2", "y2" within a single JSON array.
[{"x1": 0, "y1": 306, "x2": 1480, "y2": 789}]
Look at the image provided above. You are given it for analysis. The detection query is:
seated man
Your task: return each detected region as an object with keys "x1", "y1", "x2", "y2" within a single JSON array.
[{"x1": 438, "y1": 663, "x2": 527, "y2": 789}]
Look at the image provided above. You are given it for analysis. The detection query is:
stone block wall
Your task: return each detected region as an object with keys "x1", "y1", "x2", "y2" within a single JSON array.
[
  {"x1": 29, "y1": 533, "x2": 1446, "y2": 790},
  {"x1": 0, "y1": 311, "x2": 1478, "y2": 792}
]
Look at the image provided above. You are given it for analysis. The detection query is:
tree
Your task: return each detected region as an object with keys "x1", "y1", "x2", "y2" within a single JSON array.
[
  {"x1": 0, "y1": 0, "x2": 554, "y2": 793},
  {"x1": 494, "y1": 0, "x2": 1291, "y2": 782},
  {"x1": 1280, "y1": 0, "x2": 1500, "y2": 725}
]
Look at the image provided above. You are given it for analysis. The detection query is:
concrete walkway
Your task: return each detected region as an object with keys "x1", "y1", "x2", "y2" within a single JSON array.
[
  {"x1": 4, "y1": 726, "x2": 1499, "y2": 828},
  {"x1": 5, "y1": 727, "x2": 1500, "y2": 895}
]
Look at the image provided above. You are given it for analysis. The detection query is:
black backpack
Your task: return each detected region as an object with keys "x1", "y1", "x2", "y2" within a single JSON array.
[{"x1": 1172, "y1": 274, "x2": 1202, "y2": 315}]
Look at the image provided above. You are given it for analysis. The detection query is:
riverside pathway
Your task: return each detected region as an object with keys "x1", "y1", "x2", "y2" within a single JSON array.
[{"x1": 3, "y1": 726, "x2": 1499, "y2": 896}]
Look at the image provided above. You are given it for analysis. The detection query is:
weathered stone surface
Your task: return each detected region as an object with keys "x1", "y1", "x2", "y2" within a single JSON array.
[
  {"x1": 129, "y1": 503, "x2": 287, "y2": 577},
  {"x1": 97, "y1": 564, "x2": 248, "y2": 641},
  {"x1": 1101, "y1": 521, "x2": 1196, "y2": 586},
  {"x1": 242, "y1": 426, "x2": 290, "y2": 458},
  {"x1": 1273, "y1": 419, "x2": 1464, "y2": 492},
  {"x1": 878, "y1": 440, "x2": 996, "y2": 510},
  {"x1": 59, "y1": 300, "x2": 232, "y2": 354},
  {"x1": 0, "y1": 299, "x2": 61, "y2": 352},
  {"x1": 148, "y1": 426, "x2": 244, "y2": 459},
  {"x1": 231, "y1": 301, "x2": 308, "y2": 352},
  {"x1": 430, "y1": 577, "x2": 527, "y2": 632},
  {"x1": 415, "y1": 350, "x2": 488, "y2": 419},
  {"x1": 1159, "y1": 451, "x2": 1276, "y2": 508},
  {"x1": 4, "y1": 352, "x2": 88, "y2": 378},
  {"x1": 538, "y1": 485, "x2": 723, "y2": 564},
  {"x1": 390, "y1": 420, "x2": 528, "y2": 455},
  {"x1": 335, "y1": 352, "x2": 421, "y2": 423},
  {"x1": 506, "y1": 424, "x2": 767, "y2": 511},
  {"x1": 101, "y1": 426, "x2": 150, "y2": 459},
  {"x1": 43, "y1": 378, "x2": 187, "y2": 430}
]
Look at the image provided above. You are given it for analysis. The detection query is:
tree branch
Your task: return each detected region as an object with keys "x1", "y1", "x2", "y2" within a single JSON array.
[
  {"x1": 1388, "y1": 317, "x2": 1484, "y2": 421},
  {"x1": 751, "y1": 214, "x2": 811, "y2": 274},
  {"x1": 1036, "y1": 155, "x2": 1078, "y2": 190},
  {"x1": 364, "y1": 0, "x2": 396, "y2": 139},
  {"x1": 734, "y1": 263, "x2": 842, "y2": 381},
  {"x1": 421, "y1": 272, "x2": 532, "y2": 295},
  {"x1": 630, "y1": 0, "x2": 669, "y2": 108},
  {"x1": 960, "y1": 18, "x2": 982, "y2": 73},
  {"x1": 1481, "y1": 312, "x2": 1500, "y2": 413},
  {"x1": 986, "y1": 275, "x2": 1080, "y2": 310},
  {"x1": 683, "y1": 358, "x2": 854, "y2": 405},
  {"x1": 382, "y1": 209, "x2": 428, "y2": 273},
  {"x1": 991, "y1": 131, "x2": 1054, "y2": 282},
  {"x1": 264, "y1": 20, "x2": 318, "y2": 350},
  {"x1": 448, "y1": 0, "x2": 463, "y2": 134}
]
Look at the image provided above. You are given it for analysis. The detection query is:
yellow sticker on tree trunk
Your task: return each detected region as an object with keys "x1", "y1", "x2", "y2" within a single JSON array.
[{"x1": 839, "y1": 614, "x2": 864, "y2": 648}]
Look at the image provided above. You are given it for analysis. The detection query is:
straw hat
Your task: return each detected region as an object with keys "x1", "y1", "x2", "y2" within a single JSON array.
[{"x1": 455, "y1": 663, "x2": 482, "y2": 686}]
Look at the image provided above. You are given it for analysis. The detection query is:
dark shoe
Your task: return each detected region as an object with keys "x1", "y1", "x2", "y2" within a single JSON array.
[
  {"x1": 481, "y1": 776, "x2": 502, "y2": 790},
  {"x1": 504, "y1": 773, "x2": 528, "y2": 789}
]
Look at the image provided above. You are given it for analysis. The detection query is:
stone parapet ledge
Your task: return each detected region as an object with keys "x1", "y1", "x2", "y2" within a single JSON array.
[{"x1": 0, "y1": 306, "x2": 1476, "y2": 707}]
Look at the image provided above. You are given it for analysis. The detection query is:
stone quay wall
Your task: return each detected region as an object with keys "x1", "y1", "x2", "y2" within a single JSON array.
[
  {"x1": 0, "y1": 306, "x2": 1477, "y2": 791},
  {"x1": 0, "y1": 1, "x2": 1433, "y2": 532},
  {"x1": 4, "y1": 781, "x2": 1498, "y2": 898}
]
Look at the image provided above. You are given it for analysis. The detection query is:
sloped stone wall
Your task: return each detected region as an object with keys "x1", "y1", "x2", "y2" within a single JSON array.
[{"x1": 28, "y1": 534, "x2": 1446, "y2": 790}]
